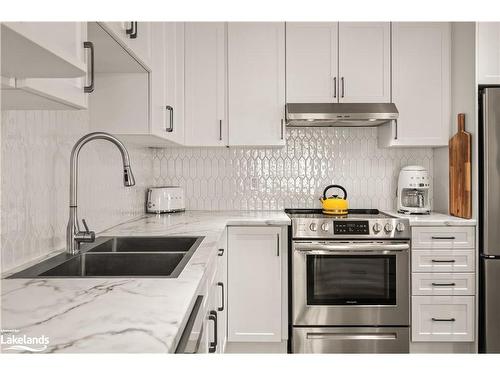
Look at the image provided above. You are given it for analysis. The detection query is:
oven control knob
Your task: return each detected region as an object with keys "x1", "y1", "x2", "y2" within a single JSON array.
[
  {"x1": 321, "y1": 222, "x2": 330, "y2": 232},
  {"x1": 384, "y1": 223, "x2": 394, "y2": 232},
  {"x1": 373, "y1": 223, "x2": 382, "y2": 233},
  {"x1": 396, "y1": 222, "x2": 406, "y2": 232},
  {"x1": 309, "y1": 222, "x2": 318, "y2": 232}
]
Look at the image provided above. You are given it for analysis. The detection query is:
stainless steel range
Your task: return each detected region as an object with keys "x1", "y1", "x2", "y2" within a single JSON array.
[{"x1": 286, "y1": 209, "x2": 411, "y2": 354}]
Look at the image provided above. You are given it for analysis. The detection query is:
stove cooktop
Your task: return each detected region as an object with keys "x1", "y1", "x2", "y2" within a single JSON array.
[{"x1": 285, "y1": 208, "x2": 392, "y2": 219}]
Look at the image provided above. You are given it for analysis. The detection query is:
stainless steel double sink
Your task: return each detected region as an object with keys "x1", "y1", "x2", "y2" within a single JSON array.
[{"x1": 8, "y1": 236, "x2": 204, "y2": 279}]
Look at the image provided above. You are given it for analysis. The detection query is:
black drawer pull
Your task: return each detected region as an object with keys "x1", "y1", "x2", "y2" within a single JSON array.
[
  {"x1": 431, "y1": 259, "x2": 456, "y2": 263},
  {"x1": 431, "y1": 236, "x2": 456, "y2": 240},
  {"x1": 431, "y1": 282, "x2": 456, "y2": 287},
  {"x1": 432, "y1": 318, "x2": 456, "y2": 322},
  {"x1": 208, "y1": 310, "x2": 217, "y2": 353}
]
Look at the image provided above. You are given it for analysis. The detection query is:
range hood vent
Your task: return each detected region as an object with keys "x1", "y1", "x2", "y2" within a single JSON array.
[{"x1": 286, "y1": 103, "x2": 399, "y2": 127}]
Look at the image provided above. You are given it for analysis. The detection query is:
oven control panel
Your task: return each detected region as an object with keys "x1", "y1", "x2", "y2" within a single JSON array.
[
  {"x1": 333, "y1": 221, "x2": 369, "y2": 235},
  {"x1": 292, "y1": 217, "x2": 410, "y2": 239}
]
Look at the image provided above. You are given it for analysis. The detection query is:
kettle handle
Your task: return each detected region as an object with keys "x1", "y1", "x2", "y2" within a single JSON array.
[{"x1": 323, "y1": 185, "x2": 347, "y2": 200}]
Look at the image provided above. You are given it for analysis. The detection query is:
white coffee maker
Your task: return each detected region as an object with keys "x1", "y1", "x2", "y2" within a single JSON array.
[{"x1": 397, "y1": 166, "x2": 431, "y2": 214}]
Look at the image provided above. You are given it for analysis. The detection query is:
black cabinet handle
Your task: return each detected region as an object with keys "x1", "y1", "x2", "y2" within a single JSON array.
[
  {"x1": 432, "y1": 318, "x2": 456, "y2": 322},
  {"x1": 333, "y1": 76, "x2": 337, "y2": 98},
  {"x1": 126, "y1": 22, "x2": 138, "y2": 39},
  {"x1": 431, "y1": 282, "x2": 456, "y2": 287},
  {"x1": 341, "y1": 77, "x2": 345, "y2": 98},
  {"x1": 126, "y1": 22, "x2": 134, "y2": 35},
  {"x1": 165, "y1": 106, "x2": 174, "y2": 132},
  {"x1": 131, "y1": 22, "x2": 138, "y2": 39},
  {"x1": 431, "y1": 236, "x2": 456, "y2": 240},
  {"x1": 208, "y1": 310, "x2": 217, "y2": 353},
  {"x1": 219, "y1": 120, "x2": 222, "y2": 141},
  {"x1": 217, "y1": 282, "x2": 224, "y2": 312},
  {"x1": 431, "y1": 259, "x2": 456, "y2": 263},
  {"x1": 394, "y1": 119, "x2": 398, "y2": 140},
  {"x1": 83, "y1": 41, "x2": 94, "y2": 93},
  {"x1": 218, "y1": 248, "x2": 224, "y2": 256}
]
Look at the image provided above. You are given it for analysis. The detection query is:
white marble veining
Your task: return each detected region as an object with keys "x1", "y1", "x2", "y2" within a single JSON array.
[
  {"x1": 1, "y1": 211, "x2": 290, "y2": 353},
  {"x1": 385, "y1": 211, "x2": 476, "y2": 226}
]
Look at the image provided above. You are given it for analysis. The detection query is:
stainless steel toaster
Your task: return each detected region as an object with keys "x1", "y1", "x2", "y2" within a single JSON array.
[{"x1": 146, "y1": 186, "x2": 185, "y2": 213}]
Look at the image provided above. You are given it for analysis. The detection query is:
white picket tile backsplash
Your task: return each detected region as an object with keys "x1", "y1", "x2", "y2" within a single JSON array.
[
  {"x1": 1, "y1": 110, "x2": 153, "y2": 272},
  {"x1": 151, "y1": 127, "x2": 434, "y2": 211},
  {"x1": 1, "y1": 117, "x2": 433, "y2": 272}
]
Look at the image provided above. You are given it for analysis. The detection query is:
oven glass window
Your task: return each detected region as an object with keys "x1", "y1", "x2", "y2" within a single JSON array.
[{"x1": 306, "y1": 255, "x2": 396, "y2": 305}]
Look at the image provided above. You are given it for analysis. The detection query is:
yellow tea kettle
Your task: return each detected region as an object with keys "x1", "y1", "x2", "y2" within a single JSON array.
[{"x1": 320, "y1": 184, "x2": 349, "y2": 215}]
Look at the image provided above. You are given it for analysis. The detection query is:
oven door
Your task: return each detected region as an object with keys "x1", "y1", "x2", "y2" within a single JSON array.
[{"x1": 292, "y1": 241, "x2": 409, "y2": 326}]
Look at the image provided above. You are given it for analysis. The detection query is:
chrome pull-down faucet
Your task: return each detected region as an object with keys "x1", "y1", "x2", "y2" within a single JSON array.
[{"x1": 66, "y1": 132, "x2": 136, "y2": 255}]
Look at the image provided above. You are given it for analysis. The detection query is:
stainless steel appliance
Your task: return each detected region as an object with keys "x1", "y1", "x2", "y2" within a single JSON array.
[
  {"x1": 286, "y1": 103, "x2": 398, "y2": 127},
  {"x1": 287, "y1": 209, "x2": 410, "y2": 353},
  {"x1": 147, "y1": 186, "x2": 185, "y2": 214},
  {"x1": 479, "y1": 87, "x2": 500, "y2": 353},
  {"x1": 397, "y1": 166, "x2": 431, "y2": 214}
]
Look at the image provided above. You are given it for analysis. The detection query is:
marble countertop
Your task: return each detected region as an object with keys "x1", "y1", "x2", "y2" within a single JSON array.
[
  {"x1": 0, "y1": 211, "x2": 290, "y2": 353},
  {"x1": 384, "y1": 211, "x2": 476, "y2": 226}
]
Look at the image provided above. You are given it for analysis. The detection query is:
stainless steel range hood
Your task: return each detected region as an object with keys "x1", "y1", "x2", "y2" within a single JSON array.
[{"x1": 286, "y1": 103, "x2": 399, "y2": 127}]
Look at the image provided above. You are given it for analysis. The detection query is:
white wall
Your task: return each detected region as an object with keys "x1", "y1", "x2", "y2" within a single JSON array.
[
  {"x1": 0, "y1": 110, "x2": 154, "y2": 272},
  {"x1": 433, "y1": 23, "x2": 477, "y2": 216},
  {"x1": 152, "y1": 127, "x2": 434, "y2": 211}
]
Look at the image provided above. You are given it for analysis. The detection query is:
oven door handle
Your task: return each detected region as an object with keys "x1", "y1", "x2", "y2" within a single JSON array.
[
  {"x1": 306, "y1": 332, "x2": 398, "y2": 340},
  {"x1": 295, "y1": 243, "x2": 410, "y2": 253}
]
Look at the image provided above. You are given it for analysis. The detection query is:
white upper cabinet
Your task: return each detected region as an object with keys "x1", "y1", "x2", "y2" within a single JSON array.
[
  {"x1": 184, "y1": 23, "x2": 227, "y2": 146},
  {"x1": 150, "y1": 22, "x2": 185, "y2": 145},
  {"x1": 286, "y1": 22, "x2": 338, "y2": 103},
  {"x1": 1, "y1": 22, "x2": 86, "y2": 78},
  {"x1": 379, "y1": 22, "x2": 451, "y2": 147},
  {"x1": 228, "y1": 22, "x2": 286, "y2": 147},
  {"x1": 285, "y1": 22, "x2": 390, "y2": 104},
  {"x1": 1, "y1": 22, "x2": 89, "y2": 110},
  {"x1": 338, "y1": 22, "x2": 391, "y2": 103},
  {"x1": 100, "y1": 22, "x2": 152, "y2": 68},
  {"x1": 478, "y1": 22, "x2": 500, "y2": 85}
]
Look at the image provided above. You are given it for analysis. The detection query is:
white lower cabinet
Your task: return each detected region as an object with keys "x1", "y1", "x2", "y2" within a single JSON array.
[
  {"x1": 412, "y1": 296, "x2": 474, "y2": 342},
  {"x1": 412, "y1": 273, "x2": 475, "y2": 296},
  {"x1": 227, "y1": 226, "x2": 285, "y2": 343},
  {"x1": 410, "y1": 225, "x2": 476, "y2": 347},
  {"x1": 411, "y1": 249, "x2": 475, "y2": 273}
]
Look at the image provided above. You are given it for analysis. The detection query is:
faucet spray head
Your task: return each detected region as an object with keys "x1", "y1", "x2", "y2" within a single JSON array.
[{"x1": 124, "y1": 165, "x2": 136, "y2": 187}]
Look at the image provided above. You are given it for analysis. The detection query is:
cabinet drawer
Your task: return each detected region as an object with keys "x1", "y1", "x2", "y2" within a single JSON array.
[
  {"x1": 412, "y1": 227, "x2": 475, "y2": 249},
  {"x1": 412, "y1": 296, "x2": 474, "y2": 342},
  {"x1": 412, "y1": 273, "x2": 475, "y2": 295},
  {"x1": 412, "y1": 250, "x2": 475, "y2": 272}
]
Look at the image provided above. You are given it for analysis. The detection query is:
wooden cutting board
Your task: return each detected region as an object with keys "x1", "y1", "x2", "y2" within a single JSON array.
[{"x1": 449, "y1": 113, "x2": 472, "y2": 219}]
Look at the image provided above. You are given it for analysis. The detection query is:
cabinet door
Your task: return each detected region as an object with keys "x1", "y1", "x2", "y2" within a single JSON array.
[
  {"x1": 227, "y1": 226, "x2": 282, "y2": 342},
  {"x1": 216, "y1": 229, "x2": 228, "y2": 353},
  {"x1": 380, "y1": 23, "x2": 450, "y2": 147},
  {"x1": 1, "y1": 22, "x2": 88, "y2": 110},
  {"x1": 338, "y1": 22, "x2": 390, "y2": 103},
  {"x1": 227, "y1": 22, "x2": 286, "y2": 147},
  {"x1": 286, "y1": 22, "x2": 338, "y2": 103},
  {"x1": 478, "y1": 22, "x2": 500, "y2": 84},
  {"x1": 412, "y1": 296, "x2": 474, "y2": 342},
  {"x1": 101, "y1": 22, "x2": 152, "y2": 67},
  {"x1": 184, "y1": 22, "x2": 227, "y2": 146},
  {"x1": 151, "y1": 22, "x2": 185, "y2": 145}
]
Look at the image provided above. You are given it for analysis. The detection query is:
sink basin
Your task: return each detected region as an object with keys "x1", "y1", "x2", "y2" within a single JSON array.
[
  {"x1": 87, "y1": 236, "x2": 199, "y2": 253},
  {"x1": 8, "y1": 236, "x2": 204, "y2": 279}
]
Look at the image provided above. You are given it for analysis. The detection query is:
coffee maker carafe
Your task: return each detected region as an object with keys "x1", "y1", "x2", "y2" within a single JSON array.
[{"x1": 397, "y1": 166, "x2": 431, "y2": 214}]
